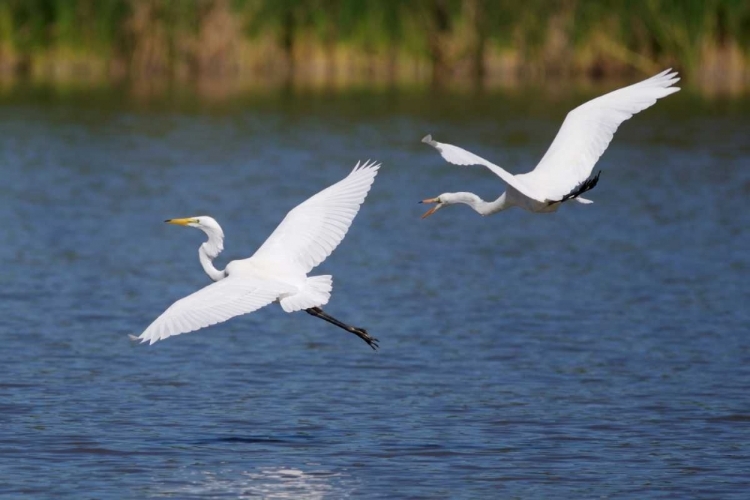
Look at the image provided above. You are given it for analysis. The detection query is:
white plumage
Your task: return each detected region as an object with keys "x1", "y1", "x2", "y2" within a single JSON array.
[
  {"x1": 135, "y1": 160, "x2": 380, "y2": 348},
  {"x1": 139, "y1": 277, "x2": 291, "y2": 342},
  {"x1": 420, "y1": 69, "x2": 680, "y2": 217},
  {"x1": 252, "y1": 163, "x2": 380, "y2": 273}
]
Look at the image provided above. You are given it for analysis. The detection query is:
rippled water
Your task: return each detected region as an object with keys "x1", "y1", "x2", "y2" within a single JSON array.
[{"x1": 0, "y1": 86, "x2": 749, "y2": 498}]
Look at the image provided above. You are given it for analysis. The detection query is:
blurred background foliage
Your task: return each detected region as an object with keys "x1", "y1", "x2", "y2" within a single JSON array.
[{"x1": 0, "y1": 0, "x2": 747, "y2": 92}]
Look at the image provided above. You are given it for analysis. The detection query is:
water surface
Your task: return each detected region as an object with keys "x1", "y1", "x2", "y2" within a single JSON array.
[{"x1": 0, "y1": 85, "x2": 749, "y2": 498}]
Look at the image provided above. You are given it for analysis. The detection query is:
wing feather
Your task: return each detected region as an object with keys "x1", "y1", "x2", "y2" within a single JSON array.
[
  {"x1": 421, "y1": 135, "x2": 540, "y2": 200},
  {"x1": 422, "y1": 70, "x2": 678, "y2": 203},
  {"x1": 251, "y1": 160, "x2": 380, "y2": 273},
  {"x1": 136, "y1": 276, "x2": 290, "y2": 344},
  {"x1": 521, "y1": 69, "x2": 680, "y2": 200}
]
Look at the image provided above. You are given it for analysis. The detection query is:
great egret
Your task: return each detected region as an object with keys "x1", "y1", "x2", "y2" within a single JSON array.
[
  {"x1": 133, "y1": 161, "x2": 381, "y2": 349},
  {"x1": 420, "y1": 69, "x2": 680, "y2": 218}
]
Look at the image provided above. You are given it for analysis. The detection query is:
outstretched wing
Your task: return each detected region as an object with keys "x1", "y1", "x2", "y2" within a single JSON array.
[
  {"x1": 422, "y1": 135, "x2": 541, "y2": 200},
  {"x1": 136, "y1": 276, "x2": 291, "y2": 344},
  {"x1": 521, "y1": 69, "x2": 680, "y2": 201},
  {"x1": 251, "y1": 160, "x2": 380, "y2": 273}
]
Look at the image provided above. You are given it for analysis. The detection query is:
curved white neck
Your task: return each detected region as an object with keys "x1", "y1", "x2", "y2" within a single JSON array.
[
  {"x1": 198, "y1": 228, "x2": 226, "y2": 282},
  {"x1": 447, "y1": 192, "x2": 510, "y2": 215}
]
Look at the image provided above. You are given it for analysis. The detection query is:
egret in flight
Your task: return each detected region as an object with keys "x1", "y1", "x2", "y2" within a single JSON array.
[
  {"x1": 133, "y1": 161, "x2": 381, "y2": 350},
  {"x1": 420, "y1": 69, "x2": 680, "y2": 218}
]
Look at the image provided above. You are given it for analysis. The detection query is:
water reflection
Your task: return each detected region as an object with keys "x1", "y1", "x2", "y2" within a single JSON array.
[{"x1": 165, "y1": 467, "x2": 352, "y2": 499}]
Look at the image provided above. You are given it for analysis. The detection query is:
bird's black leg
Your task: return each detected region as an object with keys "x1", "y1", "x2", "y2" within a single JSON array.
[
  {"x1": 305, "y1": 307, "x2": 379, "y2": 350},
  {"x1": 547, "y1": 170, "x2": 601, "y2": 205}
]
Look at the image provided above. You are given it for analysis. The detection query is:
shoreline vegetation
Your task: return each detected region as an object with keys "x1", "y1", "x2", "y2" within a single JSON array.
[{"x1": 0, "y1": 0, "x2": 748, "y2": 96}]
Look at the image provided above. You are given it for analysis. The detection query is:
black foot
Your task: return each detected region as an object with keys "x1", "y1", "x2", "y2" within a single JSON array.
[
  {"x1": 305, "y1": 307, "x2": 379, "y2": 351},
  {"x1": 350, "y1": 327, "x2": 379, "y2": 350},
  {"x1": 548, "y1": 170, "x2": 601, "y2": 205}
]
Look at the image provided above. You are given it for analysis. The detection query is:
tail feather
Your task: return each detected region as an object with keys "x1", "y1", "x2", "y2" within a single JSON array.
[{"x1": 279, "y1": 275, "x2": 333, "y2": 313}]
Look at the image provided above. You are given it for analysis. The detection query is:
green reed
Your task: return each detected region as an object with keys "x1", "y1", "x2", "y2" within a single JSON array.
[{"x1": 0, "y1": 0, "x2": 746, "y2": 84}]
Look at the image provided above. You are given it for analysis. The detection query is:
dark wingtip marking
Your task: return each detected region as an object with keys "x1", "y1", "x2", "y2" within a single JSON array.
[{"x1": 554, "y1": 170, "x2": 602, "y2": 204}]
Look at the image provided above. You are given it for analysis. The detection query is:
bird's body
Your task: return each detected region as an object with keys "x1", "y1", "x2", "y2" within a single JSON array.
[
  {"x1": 134, "y1": 160, "x2": 381, "y2": 349},
  {"x1": 420, "y1": 69, "x2": 680, "y2": 218}
]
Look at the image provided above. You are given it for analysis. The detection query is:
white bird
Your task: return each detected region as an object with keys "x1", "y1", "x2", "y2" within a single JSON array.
[
  {"x1": 133, "y1": 161, "x2": 381, "y2": 349},
  {"x1": 419, "y1": 69, "x2": 680, "y2": 218}
]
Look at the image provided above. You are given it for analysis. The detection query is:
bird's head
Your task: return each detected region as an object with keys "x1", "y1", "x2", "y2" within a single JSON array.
[
  {"x1": 165, "y1": 216, "x2": 225, "y2": 256},
  {"x1": 418, "y1": 193, "x2": 457, "y2": 219},
  {"x1": 165, "y1": 216, "x2": 221, "y2": 231}
]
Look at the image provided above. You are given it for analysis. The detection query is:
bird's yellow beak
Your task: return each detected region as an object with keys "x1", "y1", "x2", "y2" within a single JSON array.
[
  {"x1": 418, "y1": 198, "x2": 441, "y2": 219},
  {"x1": 165, "y1": 218, "x2": 197, "y2": 226}
]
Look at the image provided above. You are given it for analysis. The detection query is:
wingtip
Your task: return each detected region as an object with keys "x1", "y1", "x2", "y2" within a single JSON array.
[
  {"x1": 354, "y1": 159, "x2": 381, "y2": 172},
  {"x1": 422, "y1": 135, "x2": 444, "y2": 154},
  {"x1": 646, "y1": 68, "x2": 681, "y2": 93},
  {"x1": 370, "y1": 161, "x2": 381, "y2": 173},
  {"x1": 660, "y1": 67, "x2": 676, "y2": 77},
  {"x1": 422, "y1": 134, "x2": 438, "y2": 148},
  {"x1": 660, "y1": 68, "x2": 680, "y2": 82},
  {"x1": 652, "y1": 67, "x2": 678, "y2": 80},
  {"x1": 128, "y1": 333, "x2": 150, "y2": 344}
]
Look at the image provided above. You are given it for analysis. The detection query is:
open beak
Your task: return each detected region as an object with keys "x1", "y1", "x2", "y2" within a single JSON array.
[
  {"x1": 419, "y1": 198, "x2": 442, "y2": 219},
  {"x1": 165, "y1": 218, "x2": 196, "y2": 226}
]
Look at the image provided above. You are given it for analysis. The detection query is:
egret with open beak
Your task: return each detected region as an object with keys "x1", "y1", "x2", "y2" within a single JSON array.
[
  {"x1": 419, "y1": 69, "x2": 680, "y2": 218},
  {"x1": 419, "y1": 197, "x2": 443, "y2": 219}
]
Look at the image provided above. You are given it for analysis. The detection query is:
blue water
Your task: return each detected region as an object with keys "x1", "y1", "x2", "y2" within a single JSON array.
[{"x1": 0, "y1": 87, "x2": 749, "y2": 498}]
